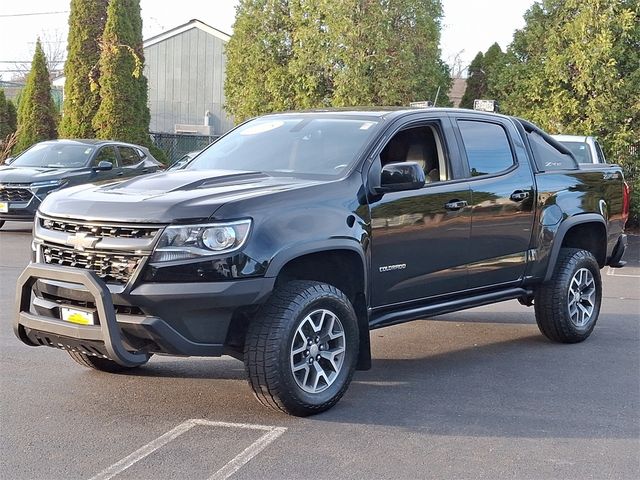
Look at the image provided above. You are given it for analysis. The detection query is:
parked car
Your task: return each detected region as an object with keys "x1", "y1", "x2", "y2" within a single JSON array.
[
  {"x1": 0, "y1": 139, "x2": 163, "y2": 229},
  {"x1": 14, "y1": 109, "x2": 629, "y2": 416},
  {"x1": 167, "y1": 150, "x2": 201, "y2": 170},
  {"x1": 552, "y1": 134, "x2": 608, "y2": 164}
]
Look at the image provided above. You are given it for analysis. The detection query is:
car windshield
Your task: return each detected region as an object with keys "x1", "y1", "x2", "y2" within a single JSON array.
[
  {"x1": 187, "y1": 115, "x2": 380, "y2": 177},
  {"x1": 12, "y1": 143, "x2": 95, "y2": 168},
  {"x1": 559, "y1": 141, "x2": 592, "y2": 163}
]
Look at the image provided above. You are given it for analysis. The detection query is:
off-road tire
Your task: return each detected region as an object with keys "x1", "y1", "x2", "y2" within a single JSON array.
[
  {"x1": 534, "y1": 248, "x2": 602, "y2": 343},
  {"x1": 68, "y1": 351, "x2": 149, "y2": 373},
  {"x1": 244, "y1": 281, "x2": 359, "y2": 416}
]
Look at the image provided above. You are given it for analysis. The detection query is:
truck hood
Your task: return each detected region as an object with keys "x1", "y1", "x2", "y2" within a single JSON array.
[
  {"x1": 39, "y1": 169, "x2": 322, "y2": 223},
  {"x1": 0, "y1": 165, "x2": 80, "y2": 183}
]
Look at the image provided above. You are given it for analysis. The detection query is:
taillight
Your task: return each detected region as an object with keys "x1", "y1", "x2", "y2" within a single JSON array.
[{"x1": 622, "y1": 181, "x2": 630, "y2": 227}]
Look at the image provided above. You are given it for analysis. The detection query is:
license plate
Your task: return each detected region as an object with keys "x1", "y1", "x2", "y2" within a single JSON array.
[
  {"x1": 0, "y1": 202, "x2": 7, "y2": 213},
  {"x1": 60, "y1": 307, "x2": 96, "y2": 325}
]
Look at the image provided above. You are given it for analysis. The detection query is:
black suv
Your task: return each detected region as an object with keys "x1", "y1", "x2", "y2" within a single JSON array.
[{"x1": 14, "y1": 109, "x2": 629, "y2": 416}]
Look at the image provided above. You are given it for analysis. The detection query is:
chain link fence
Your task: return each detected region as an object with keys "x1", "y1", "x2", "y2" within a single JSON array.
[{"x1": 149, "y1": 132, "x2": 220, "y2": 164}]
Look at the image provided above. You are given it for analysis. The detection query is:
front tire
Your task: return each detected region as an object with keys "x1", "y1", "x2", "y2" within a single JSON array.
[
  {"x1": 244, "y1": 281, "x2": 359, "y2": 416},
  {"x1": 534, "y1": 248, "x2": 602, "y2": 343},
  {"x1": 68, "y1": 351, "x2": 150, "y2": 373}
]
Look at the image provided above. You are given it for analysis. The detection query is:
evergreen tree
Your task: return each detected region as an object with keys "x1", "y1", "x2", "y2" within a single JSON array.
[
  {"x1": 59, "y1": 0, "x2": 109, "y2": 138},
  {"x1": 92, "y1": 0, "x2": 150, "y2": 145},
  {"x1": 6, "y1": 99, "x2": 17, "y2": 133},
  {"x1": 459, "y1": 43, "x2": 506, "y2": 109},
  {"x1": 225, "y1": 0, "x2": 450, "y2": 121},
  {"x1": 0, "y1": 89, "x2": 12, "y2": 140},
  {"x1": 15, "y1": 39, "x2": 58, "y2": 153},
  {"x1": 459, "y1": 52, "x2": 485, "y2": 109},
  {"x1": 483, "y1": 42, "x2": 506, "y2": 99}
]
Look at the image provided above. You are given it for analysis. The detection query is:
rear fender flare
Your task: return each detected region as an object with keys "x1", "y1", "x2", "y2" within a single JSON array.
[{"x1": 543, "y1": 214, "x2": 606, "y2": 282}]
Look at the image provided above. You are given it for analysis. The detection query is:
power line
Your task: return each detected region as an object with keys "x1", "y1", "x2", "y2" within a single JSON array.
[{"x1": 0, "y1": 11, "x2": 68, "y2": 18}]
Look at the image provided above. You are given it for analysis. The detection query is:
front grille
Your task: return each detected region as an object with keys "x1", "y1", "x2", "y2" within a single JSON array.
[
  {"x1": 42, "y1": 244, "x2": 143, "y2": 284},
  {"x1": 41, "y1": 217, "x2": 160, "y2": 238},
  {"x1": 0, "y1": 187, "x2": 32, "y2": 202}
]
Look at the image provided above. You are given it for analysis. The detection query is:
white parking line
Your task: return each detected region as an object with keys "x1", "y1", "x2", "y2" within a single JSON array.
[
  {"x1": 87, "y1": 419, "x2": 287, "y2": 480},
  {"x1": 606, "y1": 267, "x2": 640, "y2": 278}
]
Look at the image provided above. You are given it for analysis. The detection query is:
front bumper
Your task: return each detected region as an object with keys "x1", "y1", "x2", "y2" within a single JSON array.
[
  {"x1": 15, "y1": 263, "x2": 275, "y2": 366},
  {"x1": 0, "y1": 195, "x2": 39, "y2": 221}
]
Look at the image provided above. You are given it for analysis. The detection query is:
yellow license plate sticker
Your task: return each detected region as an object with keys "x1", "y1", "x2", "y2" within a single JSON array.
[
  {"x1": 0, "y1": 202, "x2": 7, "y2": 213},
  {"x1": 61, "y1": 307, "x2": 95, "y2": 325}
]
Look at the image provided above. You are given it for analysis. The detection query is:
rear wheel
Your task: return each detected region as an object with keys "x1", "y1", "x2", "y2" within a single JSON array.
[
  {"x1": 68, "y1": 351, "x2": 150, "y2": 373},
  {"x1": 534, "y1": 248, "x2": 602, "y2": 343},
  {"x1": 244, "y1": 281, "x2": 359, "y2": 416}
]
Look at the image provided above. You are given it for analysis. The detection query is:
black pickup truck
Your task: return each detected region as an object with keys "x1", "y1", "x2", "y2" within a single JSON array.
[{"x1": 14, "y1": 109, "x2": 629, "y2": 416}]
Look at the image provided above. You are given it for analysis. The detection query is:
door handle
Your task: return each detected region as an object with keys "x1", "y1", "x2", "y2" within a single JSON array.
[
  {"x1": 444, "y1": 200, "x2": 468, "y2": 210},
  {"x1": 510, "y1": 190, "x2": 530, "y2": 202},
  {"x1": 116, "y1": 172, "x2": 124, "y2": 176}
]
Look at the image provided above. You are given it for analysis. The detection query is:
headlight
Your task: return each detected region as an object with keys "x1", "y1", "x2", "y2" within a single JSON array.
[
  {"x1": 151, "y1": 219, "x2": 251, "y2": 263},
  {"x1": 30, "y1": 180, "x2": 63, "y2": 188}
]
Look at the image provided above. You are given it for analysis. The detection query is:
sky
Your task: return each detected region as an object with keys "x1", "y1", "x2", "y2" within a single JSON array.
[{"x1": 0, "y1": 0, "x2": 535, "y2": 80}]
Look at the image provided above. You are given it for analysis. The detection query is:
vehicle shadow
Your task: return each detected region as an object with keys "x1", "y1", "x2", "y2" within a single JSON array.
[
  {"x1": 100, "y1": 313, "x2": 640, "y2": 440},
  {"x1": 316, "y1": 318, "x2": 639, "y2": 439}
]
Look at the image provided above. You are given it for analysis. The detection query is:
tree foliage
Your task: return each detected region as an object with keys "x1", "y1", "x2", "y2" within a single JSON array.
[
  {"x1": 92, "y1": 0, "x2": 150, "y2": 145},
  {"x1": 225, "y1": 0, "x2": 451, "y2": 121},
  {"x1": 59, "y1": 0, "x2": 109, "y2": 138},
  {"x1": 15, "y1": 39, "x2": 58, "y2": 153},
  {"x1": 459, "y1": 52, "x2": 485, "y2": 109},
  {"x1": 0, "y1": 89, "x2": 17, "y2": 140},
  {"x1": 497, "y1": 0, "x2": 639, "y2": 224},
  {"x1": 459, "y1": 43, "x2": 506, "y2": 109}
]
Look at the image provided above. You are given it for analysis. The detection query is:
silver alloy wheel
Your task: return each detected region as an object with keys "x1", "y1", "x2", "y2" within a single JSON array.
[
  {"x1": 567, "y1": 268, "x2": 596, "y2": 327},
  {"x1": 290, "y1": 309, "x2": 346, "y2": 394}
]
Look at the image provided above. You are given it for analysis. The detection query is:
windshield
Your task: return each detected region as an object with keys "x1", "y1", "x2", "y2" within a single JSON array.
[
  {"x1": 559, "y1": 141, "x2": 592, "y2": 163},
  {"x1": 188, "y1": 116, "x2": 380, "y2": 177},
  {"x1": 12, "y1": 143, "x2": 95, "y2": 168}
]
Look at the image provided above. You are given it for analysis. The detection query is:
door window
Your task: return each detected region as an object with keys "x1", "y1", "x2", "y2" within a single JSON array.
[
  {"x1": 93, "y1": 146, "x2": 118, "y2": 166},
  {"x1": 458, "y1": 121, "x2": 514, "y2": 176},
  {"x1": 118, "y1": 146, "x2": 142, "y2": 166},
  {"x1": 380, "y1": 125, "x2": 449, "y2": 182}
]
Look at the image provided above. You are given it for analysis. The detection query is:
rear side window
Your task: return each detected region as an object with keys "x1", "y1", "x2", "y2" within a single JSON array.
[
  {"x1": 118, "y1": 146, "x2": 142, "y2": 166},
  {"x1": 528, "y1": 132, "x2": 577, "y2": 171},
  {"x1": 458, "y1": 120, "x2": 514, "y2": 176},
  {"x1": 594, "y1": 141, "x2": 607, "y2": 163}
]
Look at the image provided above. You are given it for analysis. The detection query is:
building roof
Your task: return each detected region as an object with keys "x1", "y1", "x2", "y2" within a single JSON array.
[
  {"x1": 448, "y1": 78, "x2": 467, "y2": 108},
  {"x1": 143, "y1": 19, "x2": 231, "y2": 48}
]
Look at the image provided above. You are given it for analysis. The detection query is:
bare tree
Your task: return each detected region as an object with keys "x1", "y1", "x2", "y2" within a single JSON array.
[
  {"x1": 10, "y1": 30, "x2": 67, "y2": 82},
  {"x1": 446, "y1": 50, "x2": 467, "y2": 79}
]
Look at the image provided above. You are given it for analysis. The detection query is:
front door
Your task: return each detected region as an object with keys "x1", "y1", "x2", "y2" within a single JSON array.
[{"x1": 369, "y1": 121, "x2": 472, "y2": 307}]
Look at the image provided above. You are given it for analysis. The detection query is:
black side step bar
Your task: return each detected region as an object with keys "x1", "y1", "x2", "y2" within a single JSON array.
[{"x1": 369, "y1": 287, "x2": 533, "y2": 330}]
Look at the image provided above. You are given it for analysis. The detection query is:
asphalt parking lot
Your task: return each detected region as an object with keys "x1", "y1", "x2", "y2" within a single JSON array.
[{"x1": 1, "y1": 221, "x2": 638, "y2": 480}]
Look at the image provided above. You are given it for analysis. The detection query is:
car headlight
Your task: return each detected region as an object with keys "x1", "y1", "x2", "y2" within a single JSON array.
[
  {"x1": 151, "y1": 219, "x2": 252, "y2": 263},
  {"x1": 30, "y1": 180, "x2": 63, "y2": 189}
]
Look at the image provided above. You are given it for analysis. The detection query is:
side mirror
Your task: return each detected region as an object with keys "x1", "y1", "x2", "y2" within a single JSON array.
[
  {"x1": 93, "y1": 160, "x2": 113, "y2": 171},
  {"x1": 377, "y1": 162, "x2": 425, "y2": 193},
  {"x1": 4, "y1": 157, "x2": 14, "y2": 165}
]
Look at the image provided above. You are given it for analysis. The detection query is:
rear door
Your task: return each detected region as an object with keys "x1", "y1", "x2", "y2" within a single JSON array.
[
  {"x1": 452, "y1": 115, "x2": 536, "y2": 288},
  {"x1": 117, "y1": 145, "x2": 150, "y2": 179},
  {"x1": 369, "y1": 115, "x2": 472, "y2": 307}
]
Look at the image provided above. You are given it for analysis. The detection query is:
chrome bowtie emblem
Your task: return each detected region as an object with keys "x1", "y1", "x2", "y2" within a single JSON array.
[{"x1": 66, "y1": 232, "x2": 99, "y2": 251}]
